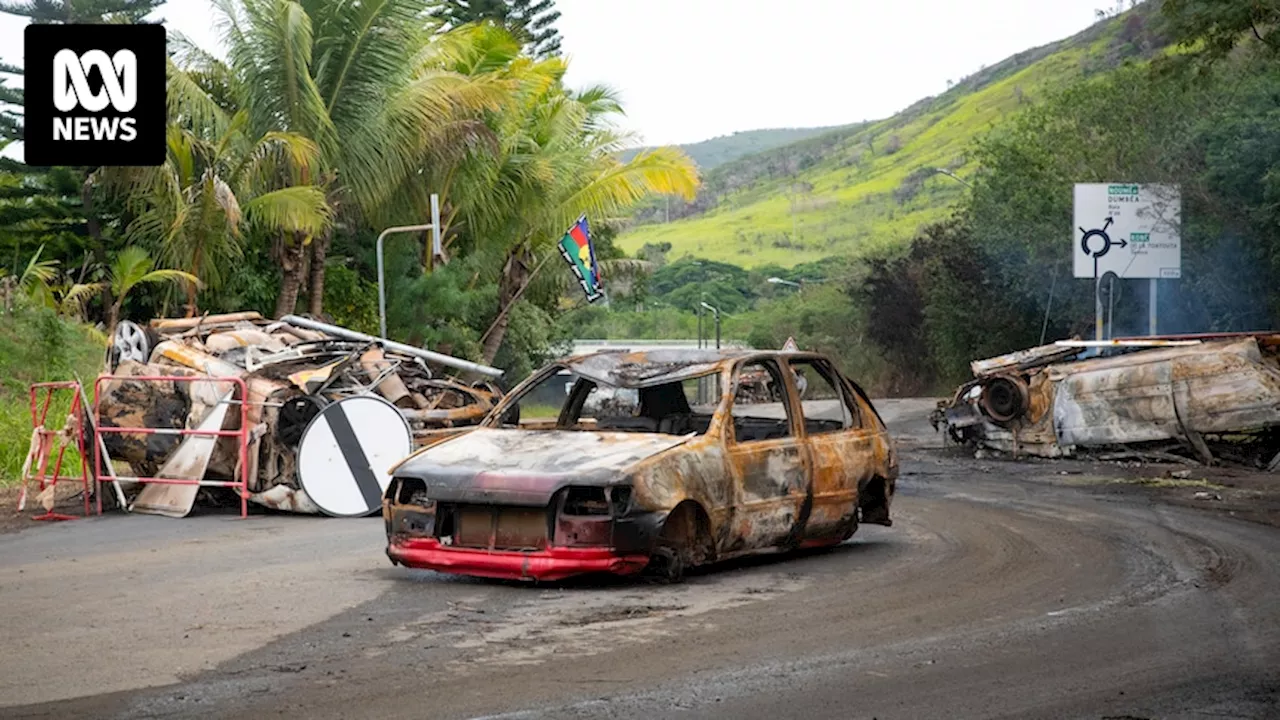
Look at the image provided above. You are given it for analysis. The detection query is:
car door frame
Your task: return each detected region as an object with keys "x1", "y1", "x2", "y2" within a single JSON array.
[
  {"x1": 721, "y1": 356, "x2": 812, "y2": 553},
  {"x1": 785, "y1": 355, "x2": 877, "y2": 541}
]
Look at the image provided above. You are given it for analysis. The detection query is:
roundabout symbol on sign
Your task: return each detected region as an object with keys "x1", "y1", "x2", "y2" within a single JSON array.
[{"x1": 1079, "y1": 217, "x2": 1128, "y2": 279}]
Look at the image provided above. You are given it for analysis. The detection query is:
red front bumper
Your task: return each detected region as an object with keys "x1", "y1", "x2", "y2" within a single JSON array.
[{"x1": 387, "y1": 537, "x2": 651, "y2": 581}]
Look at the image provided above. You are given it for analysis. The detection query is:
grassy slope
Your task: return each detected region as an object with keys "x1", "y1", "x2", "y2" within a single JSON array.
[
  {"x1": 620, "y1": 17, "x2": 1134, "y2": 267},
  {"x1": 622, "y1": 126, "x2": 846, "y2": 170},
  {"x1": 0, "y1": 311, "x2": 105, "y2": 485}
]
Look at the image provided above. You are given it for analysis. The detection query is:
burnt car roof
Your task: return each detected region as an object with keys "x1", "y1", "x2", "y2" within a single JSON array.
[{"x1": 563, "y1": 348, "x2": 809, "y2": 389}]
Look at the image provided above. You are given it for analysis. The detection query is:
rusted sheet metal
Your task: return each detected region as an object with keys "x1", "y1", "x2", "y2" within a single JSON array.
[
  {"x1": 1053, "y1": 338, "x2": 1280, "y2": 446},
  {"x1": 360, "y1": 347, "x2": 411, "y2": 407},
  {"x1": 153, "y1": 340, "x2": 244, "y2": 377},
  {"x1": 970, "y1": 343, "x2": 1082, "y2": 378},
  {"x1": 400, "y1": 404, "x2": 492, "y2": 425},
  {"x1": 937, "y1": 335, "x2": 1280, "y2": 463},
  {"x1": 150, "y1": 311, "x2": 263, "y2": 331},
  {"x1": 385, "y1": 348, "x2": 898, "y2": 581},
  {"x1": 129, "y1": 389, "x2": 235, "y2": 518},
  {"x1": 395, "y1": 428, "x2": 693, "y2": 505},
  {"x1": 96, "y1": 313, "x2": 503, "y2": 515},
  {"x1": 204, "y1": 330, "x2": 284, "y2": 354},
  {"x1": 454, "y1": 505, "x2": 547, "y2": 550},
  {"x1": 565, "y1": 349, "x2": 746, "y2": 389}
]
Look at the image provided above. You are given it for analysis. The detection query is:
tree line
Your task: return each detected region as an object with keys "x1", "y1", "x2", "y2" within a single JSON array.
[
  {"x1": 574, "y1": 0, "x2": 1280, "y2": 396},
  {"x1": 856, "y1": 0, "x2": 1280, "y2": 392},
  {"x1": 0, "y1": 0, "x2": 697, "y2": 379}
]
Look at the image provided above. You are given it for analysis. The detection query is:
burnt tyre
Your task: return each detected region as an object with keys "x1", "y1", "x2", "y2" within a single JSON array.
[{"x1": 647, "y1": 502, "x2": 713, "y2": 584}]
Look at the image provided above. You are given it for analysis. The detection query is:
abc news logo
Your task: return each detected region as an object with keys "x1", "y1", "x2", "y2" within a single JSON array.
[
  {"x1": 25, "y1": 24, "x2": 165, "y2": 167},
  {"x1": 53, "y1": 49, "x2": 139, "y2": 141}
]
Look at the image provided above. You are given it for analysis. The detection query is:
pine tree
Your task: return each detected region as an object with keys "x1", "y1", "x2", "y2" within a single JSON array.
[
  {"x1": 509, "y1": 0, "x2": 561, "y2": 57},
  {"x1": 0, "y1": 62, "x2": 20, "y2": 147},
  {"x1": 0, "y1": 0, "x2": 164, "y2": 143},
  {"x1": 0, "y1": 0, "x2": 163, "y2": 24},
  {"x1": 0, "y1": 0, "x2": 162, "y2": 305},
  {"x1": 432, "y1": 0, "x2": 562, "y2": 58}
]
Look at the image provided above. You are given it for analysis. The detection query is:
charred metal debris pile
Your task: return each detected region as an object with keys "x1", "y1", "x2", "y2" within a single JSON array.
[
  {"x1": 98, "y1": 312, "x2": 502, "y2": 515},
  {"x1": 932, "y1": 334, "x2": 1280, "y2": 468}
]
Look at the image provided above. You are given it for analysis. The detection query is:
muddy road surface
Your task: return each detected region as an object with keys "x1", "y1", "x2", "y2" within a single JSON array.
[{"x1": 2, "y1": 399, "x2": 1278, "y2": 719}]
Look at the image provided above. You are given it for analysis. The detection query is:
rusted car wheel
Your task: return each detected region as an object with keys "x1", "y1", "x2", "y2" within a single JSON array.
[{"x1": 648, "y1": 502, "x2": 713, "y2": 584}]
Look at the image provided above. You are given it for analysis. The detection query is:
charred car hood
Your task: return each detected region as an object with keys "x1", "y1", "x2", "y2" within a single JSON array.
[{"x1": 394, "y1": 428, "x2": 692, "y2": 505}]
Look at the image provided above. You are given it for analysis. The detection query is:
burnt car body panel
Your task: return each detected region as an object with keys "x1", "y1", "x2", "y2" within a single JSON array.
[
  {"x1": 934, "y1": 335, "x2": 1280, "y2": 464},
  {"x1": 384, "y1": 350, "x2": 898, "y2": 581},
  {"x1": 392, "y1": 428, "x2": 692, "y2": 505}
]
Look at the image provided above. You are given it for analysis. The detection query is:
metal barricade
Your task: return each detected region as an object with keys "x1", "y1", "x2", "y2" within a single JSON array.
[
  {"x1": 92, "y1": 375, "x2": 251, "y2": 518},
  {"x1": 20, "y1": 381, "x2": 91, "y2": 520}
]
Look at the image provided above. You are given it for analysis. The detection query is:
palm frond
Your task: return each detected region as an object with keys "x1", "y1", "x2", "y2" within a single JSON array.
[
  {"x1": 547, "y1": 147, "x2": 699, "y2": 239},
  {"x1": 19, "y1": 244, "x2": 59, "y2": 290},
  {"x1": 229, "y1": 0, "x2": 336, "y2": 154},
  {"x1": 308, "y1": 0, "x2": 425, "y2": 114},
  {"x1": 109, "y1": 246, "x2": 160, "y2": 298},
  {"x1": 57, "y1": 282, "x2": 108, "y2": 316},
  {"x1": 341, "y1": 67, "x2": 506, "y2": 217},
  {"x1": 238, "y1": 130, "x2": 322, "y2": 192},
  {"x1": 138, "y1": 268, "x2": 202, "y2": 289},
  {"x1": 243, "y1": 185, "x2": 332, "y2": 234},
  {"x1": 167, "y1": 58, "x2": 231, "y2": 138}
]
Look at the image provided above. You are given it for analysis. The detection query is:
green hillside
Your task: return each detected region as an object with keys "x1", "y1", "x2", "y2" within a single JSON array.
[
  {"x1": 620, "y1": 7, "x2": 1169, "y2": 267},
  {"x1": 621, "y1": 126, "x2": 845, "y2": 171}
]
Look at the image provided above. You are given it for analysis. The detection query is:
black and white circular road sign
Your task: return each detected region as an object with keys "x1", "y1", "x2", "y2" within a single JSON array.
[{"x1": 297, "y1": 395, "x2": 412, "y2": 517}]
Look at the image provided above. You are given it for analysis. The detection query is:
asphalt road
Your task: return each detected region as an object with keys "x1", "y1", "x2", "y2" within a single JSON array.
[{"x1": 2, "y1": 399, "x2": 1278, "y2": 719}]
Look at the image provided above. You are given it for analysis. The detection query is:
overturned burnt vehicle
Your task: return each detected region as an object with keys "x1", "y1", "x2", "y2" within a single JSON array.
[
  {"x1": 383, "y1": 349, "x2": 898, "y2": 581},
  {"x1": 933, "y1": 333, "x2": 1280, "y2": 466},
  {"x1": 96, "y1": 312, "x2": 503, "y2": 516}
]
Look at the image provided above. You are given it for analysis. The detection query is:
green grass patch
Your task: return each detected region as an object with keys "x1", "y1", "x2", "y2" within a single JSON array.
[
  {"x1": 0, "y1": 310, "x2": 105, "y2": 486},
  {"x1": 517, "y1": 403, "x2": 563, "y2": 420}
]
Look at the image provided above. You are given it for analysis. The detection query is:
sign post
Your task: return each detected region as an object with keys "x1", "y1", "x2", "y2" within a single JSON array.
[
  {"x1": 1150, "y1": 280, "x2": 1158, "y2": 335},
  {"x1": 1073, "y1": 184, "x2": 1181, "y2": 338}
]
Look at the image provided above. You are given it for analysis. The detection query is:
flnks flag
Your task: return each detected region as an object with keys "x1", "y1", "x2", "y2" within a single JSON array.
[{"x1": 557, "y1": 215, "x2": 604, "y2": 303}]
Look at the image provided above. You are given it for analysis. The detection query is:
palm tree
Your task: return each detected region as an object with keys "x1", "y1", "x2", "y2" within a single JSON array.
[
  {"x1": 51, "y1": 280, "x2": 108, "y2": 320},
  {"x1": 442, "y1": 58, "x2": 699, "y2": 363},
  {"x1": 103, "y1": 246, "x2": 200, "y2": 332},
  {"x1": 9, "y1": 244, "x2": 60, "y2": 310},
  {"x1": 0, "y1": 245, "x2": 116, "y2": 320},
  {"x1": 212, "y1": 0, "x2": 505, "y2": 317},
  {"x1": 95, "y1": 49, "x2": 332, "y2": 318}
]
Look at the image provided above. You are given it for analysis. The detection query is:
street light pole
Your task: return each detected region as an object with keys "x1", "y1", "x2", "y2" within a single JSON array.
[
  {"x1": 700, "y1": 301, "x2": 721, "y2": 349},
  {"x1": 697, "y1": 294, "x2": 704, "y2": 349},
  {"x1": 376, "y1": 193, "x2": 442, "y2": 340}
]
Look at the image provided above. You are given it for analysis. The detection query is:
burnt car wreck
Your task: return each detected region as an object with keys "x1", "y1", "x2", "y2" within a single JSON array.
[
  {"x1": 934, "y1": 333, "x2": 1280, "y2": 467},
  {"x1": 96, "y1": 312, "x2": 503, "y2": 516},
  {"x1": 383, "y1": 349, "x2": 898, "y2": 581}
]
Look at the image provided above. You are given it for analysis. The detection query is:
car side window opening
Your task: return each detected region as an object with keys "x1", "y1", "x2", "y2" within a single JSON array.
[
  {"x1": 494, "y1": 367, "x2": 711, "y2": 436},
  {"x1": 591, "y1": 375, "x2": 715, "y2": 436},
  {"x1": 789, "y1": 359, "x2": 860, "y2": 435},
  {"x1": 730, "y1": 360, "x2": 794, "y2": 443},
  {"x1": 494, "y1": 367, "x2": 578, "y2": 428}
]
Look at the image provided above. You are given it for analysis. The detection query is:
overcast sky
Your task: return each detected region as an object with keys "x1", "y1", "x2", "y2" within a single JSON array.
[{"x1": 0, "y1": 0, "x2": 1120, "y2": 148}]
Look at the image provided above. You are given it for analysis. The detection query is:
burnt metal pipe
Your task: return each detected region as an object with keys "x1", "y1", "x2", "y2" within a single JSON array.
[{"x1": 280, "y1": 315, "x2": 503, "y2": 378}]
